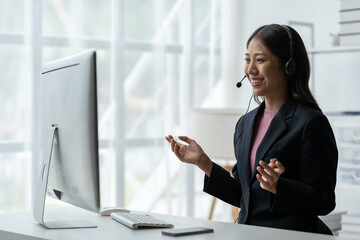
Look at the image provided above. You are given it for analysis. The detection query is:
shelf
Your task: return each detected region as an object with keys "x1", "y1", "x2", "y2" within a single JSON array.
[
  {"x1": 337, "y1": 142, "x2": 360, "y2": 148},
  {"x1": 337, "y1": 183, "x2": 360, "y2": 188},
  {"x1": 338, "y1": 164, "x2": 360, "y2": 170},
  {"x1": 308, "y1": 45, "x2": 360, "y2": 54}
]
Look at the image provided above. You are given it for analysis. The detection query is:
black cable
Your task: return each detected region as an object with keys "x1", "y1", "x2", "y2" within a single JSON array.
[{"x1": 245, "y1": 93, "x2": 254, "y2": 116}]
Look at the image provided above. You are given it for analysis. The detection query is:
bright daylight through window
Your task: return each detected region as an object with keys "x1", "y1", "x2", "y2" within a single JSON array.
[{"x1": 0, "y1": 0, "x2": 223, "y2": 220}]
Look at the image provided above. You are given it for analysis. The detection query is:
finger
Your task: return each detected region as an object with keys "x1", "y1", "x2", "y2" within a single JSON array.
[
  {"x1": 257, "y1": 167, "x2": 273, "y2": 184},
  {"x1": 275, "y1": 161, "x2": 286, "y2": 174},
  {"x1": 167, "y1": 135, "x2": 175, "y2": 142},
  {"x1": 173, "y1": 142, "x2": 181, "y2": 159},
  {"x1": 268, "y1": 161, "x2": 276, "y2": 169},
  {"x1": 259, "y1": 161, "x2": 277, "y2": 176},
  {"x1": 178, "y1": 144, "x2": 187, "y2": 162},
  {"x1": 170, "y1": 139, "x2": 177, "y2": 152},
  {"x1": 256, "y1": 173, "x2": 271, "y2": 188},
  {"x1": 165, "y1": 135, "x2": 172, "y2": 143},
  {"x1": 257, "y1": 166, "x2": 274, "y2": 184},
  {"x1": 178, "y1": 136, "x2": 193, "y2": 144},
  {"x1": 269, "y1": 158, "x2": 277, "y2": 168}
]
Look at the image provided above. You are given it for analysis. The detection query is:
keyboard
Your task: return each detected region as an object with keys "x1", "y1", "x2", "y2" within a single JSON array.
[{"x1": 110, "y1": 212, "x2": 174, "y2": 230}]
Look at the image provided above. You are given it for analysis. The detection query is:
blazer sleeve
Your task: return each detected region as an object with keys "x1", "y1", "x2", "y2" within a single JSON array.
[
  {"x1": 203, "y1": 115, "x2": 244, "y2": 208},
  {"x1": 271, "y1": 114, "x2": 338, "y2": 216},
  {"x1": 203, "y1": 162, "x2": 242, "y2": 208}
]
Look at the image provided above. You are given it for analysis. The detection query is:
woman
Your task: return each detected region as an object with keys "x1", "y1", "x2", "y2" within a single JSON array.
[{"x1": 165, "y1": 24, "x2": 338, "y2": 235}]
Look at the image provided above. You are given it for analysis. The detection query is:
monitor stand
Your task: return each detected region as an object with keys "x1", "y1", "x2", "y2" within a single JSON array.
[{"x1": 33, "y1": 124, "x2": 97, "y2": 229}]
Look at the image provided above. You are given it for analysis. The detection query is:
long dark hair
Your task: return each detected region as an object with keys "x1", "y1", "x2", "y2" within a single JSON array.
[{"x1": 246, "y1": 24, "x2": 321, "y2": 111}]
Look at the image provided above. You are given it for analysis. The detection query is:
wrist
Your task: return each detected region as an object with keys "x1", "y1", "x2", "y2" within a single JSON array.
[
  {"x1": 271, "y1": 181, "x2": 278, "y2": 194},
  {"x1": 197, "y1": 153, "x2": 213, "y2": 177}
]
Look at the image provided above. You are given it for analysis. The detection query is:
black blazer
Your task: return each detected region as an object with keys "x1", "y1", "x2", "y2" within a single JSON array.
[{"x1": 203, "y1": 98, "x2": 338, "y2": 235}]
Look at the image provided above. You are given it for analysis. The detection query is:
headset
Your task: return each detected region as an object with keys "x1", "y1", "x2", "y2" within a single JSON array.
[{"x1": 281, "y1": 25, "x2": 296, "y2": 76}]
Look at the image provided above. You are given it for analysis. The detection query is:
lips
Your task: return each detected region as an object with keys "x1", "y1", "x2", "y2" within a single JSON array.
[{"x1": 250, "y1": 78, "x2": 264, "y2": 87}]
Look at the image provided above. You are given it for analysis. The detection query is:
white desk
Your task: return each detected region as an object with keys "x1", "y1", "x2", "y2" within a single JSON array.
[{"x1": 0, "y1": 207, "x2": 347, "y2": 240}]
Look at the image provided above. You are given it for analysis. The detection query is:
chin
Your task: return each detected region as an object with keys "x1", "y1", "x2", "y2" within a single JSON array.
[{"x1": 252, "y1": 89, "x2": 264, "y2": 97}]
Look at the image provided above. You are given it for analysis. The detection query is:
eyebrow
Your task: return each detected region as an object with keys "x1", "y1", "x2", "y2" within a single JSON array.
[{"x1": 245, "y1": 53, "x2": 267, "y2": 57}]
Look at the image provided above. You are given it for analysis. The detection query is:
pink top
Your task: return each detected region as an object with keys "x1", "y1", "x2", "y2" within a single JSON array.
[{"x1": 249, "y1": 109, "x2": 278, "y2": 173}]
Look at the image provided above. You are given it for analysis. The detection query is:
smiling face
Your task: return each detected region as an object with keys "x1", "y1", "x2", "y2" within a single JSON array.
[{"x1": 244, "y1": 38, "x2": 288, "y2": 109}]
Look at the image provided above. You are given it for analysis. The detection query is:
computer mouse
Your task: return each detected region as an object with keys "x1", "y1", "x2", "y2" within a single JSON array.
[{"x1": 99, "y1": 207, "x2": 131, "y2": 216}]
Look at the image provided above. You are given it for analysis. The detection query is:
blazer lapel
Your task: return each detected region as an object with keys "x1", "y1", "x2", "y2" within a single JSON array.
[
  {"x1": 250, "y1": 98, "x2": 297, "y2": 182},
  {"x1": 238, "y1": 103, "x2": 264, "y2": 185}
]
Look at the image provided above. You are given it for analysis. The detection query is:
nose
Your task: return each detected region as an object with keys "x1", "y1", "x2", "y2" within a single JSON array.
[{"x1": 245, "y1": 61, "x2": 258, "y2": 76}]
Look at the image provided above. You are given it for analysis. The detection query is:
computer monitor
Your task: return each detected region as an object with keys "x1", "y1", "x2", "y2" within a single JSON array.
[{"x1": 33, "y1": 50, "x2": 100, "y2": 229}]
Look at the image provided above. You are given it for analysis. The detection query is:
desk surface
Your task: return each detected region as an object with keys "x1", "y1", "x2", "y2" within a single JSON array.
[{"x1": 0, "y1": 207, "x2": 347, "y2": 240}]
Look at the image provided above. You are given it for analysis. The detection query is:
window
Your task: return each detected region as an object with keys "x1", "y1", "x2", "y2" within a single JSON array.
[{"x1": 0, "y1": 0, "x2": 223, "y2": 219}]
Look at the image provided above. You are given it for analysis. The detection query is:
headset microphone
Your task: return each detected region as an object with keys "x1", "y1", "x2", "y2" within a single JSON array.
[{"x1": 236, "y1": 75, "x2": 247, "y2": 88}]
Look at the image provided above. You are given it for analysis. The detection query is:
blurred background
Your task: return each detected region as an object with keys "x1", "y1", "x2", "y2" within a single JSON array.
[{"x1": 0, "y1": 0, "x2": 358, "y2": 224}]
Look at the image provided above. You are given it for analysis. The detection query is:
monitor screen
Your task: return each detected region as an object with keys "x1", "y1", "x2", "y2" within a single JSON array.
[{"x1": 34, "y1": 50, "x2": 100, "y2": 228}]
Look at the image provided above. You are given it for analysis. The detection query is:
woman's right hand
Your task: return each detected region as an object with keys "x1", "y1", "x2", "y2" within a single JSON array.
[{"x1": 165, "y1": 135, "x2": 213, "y2": 176}]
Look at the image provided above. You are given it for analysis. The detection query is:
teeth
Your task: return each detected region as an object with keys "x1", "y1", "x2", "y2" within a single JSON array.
[{"x1": 251, "y1": 79, "x2": 263, "y2": 83}]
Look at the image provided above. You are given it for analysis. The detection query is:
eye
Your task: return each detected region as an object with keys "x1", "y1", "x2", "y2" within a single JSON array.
[
  {"x1": 244, "y1": 58, "x2": 250, "y2": 63},
  {"x1": 256, "y1": 58, "x2": 264, "y2": 63}
]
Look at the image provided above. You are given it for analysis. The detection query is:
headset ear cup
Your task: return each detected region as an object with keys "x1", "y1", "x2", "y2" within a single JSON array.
[{"x1": 285, "y1": 59, "x2": 296, "y2": 76}]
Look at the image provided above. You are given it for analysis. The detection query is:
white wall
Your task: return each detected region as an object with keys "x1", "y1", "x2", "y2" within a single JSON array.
[{"x1": 241, "y1": 0, "x2": 339, "y2": 48}]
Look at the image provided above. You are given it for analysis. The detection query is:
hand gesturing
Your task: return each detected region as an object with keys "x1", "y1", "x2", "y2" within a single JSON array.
[
  {"x1": 165, "y1": 135, "x2": 213, "y2": 176},
  {"x1": 256, "y1": 158, "x2": 285, "y2": 194},
  {"x1": 165, "y1": 135, "x2": 204, "y2": 165}
]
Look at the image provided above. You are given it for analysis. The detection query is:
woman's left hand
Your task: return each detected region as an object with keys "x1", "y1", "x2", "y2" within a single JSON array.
[{"x1": 256, "y1": 158, "x2": 285, "y2": 194}]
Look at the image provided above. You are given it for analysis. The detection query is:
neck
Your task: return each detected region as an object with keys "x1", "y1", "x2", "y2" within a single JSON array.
[{"x1": 264, "y1": 96, "x2": 286, "y2": 110}]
